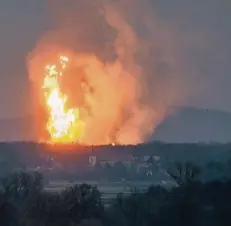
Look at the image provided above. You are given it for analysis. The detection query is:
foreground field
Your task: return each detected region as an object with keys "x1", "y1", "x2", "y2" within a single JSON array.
[{"x1": 44, "y1": 180, "x2": 175, "y2": 205}]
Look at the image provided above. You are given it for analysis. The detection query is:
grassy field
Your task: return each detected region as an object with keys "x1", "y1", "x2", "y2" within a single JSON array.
[{"x1": 44, "y1": 180, "x2": 175, "y2": 205}]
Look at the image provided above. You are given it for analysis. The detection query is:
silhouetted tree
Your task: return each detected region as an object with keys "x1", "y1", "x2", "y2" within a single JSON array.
[
  {"x1": 0, "y1": 193, "x2": 18, "y2": 226},
  {"x1": 0, "y1": 171, "x2": 43, "y2": 226},
  {"x1": 28, "y1": 183, "x2": 104, "y2": 226},
  {"x1": 167, "y1": 161, "x2": 200, "y2": 187},
  {"x1": 165, "y1": 162, "x2": 202, "y2": 226}
]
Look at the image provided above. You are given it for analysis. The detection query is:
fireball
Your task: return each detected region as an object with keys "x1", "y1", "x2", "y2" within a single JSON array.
[
  {"x1": 42, "y1": 55, "x2": 85, "y2": 143},
  {"x1": 28, "y1": 46, "x2": 156, "y2": 145}
]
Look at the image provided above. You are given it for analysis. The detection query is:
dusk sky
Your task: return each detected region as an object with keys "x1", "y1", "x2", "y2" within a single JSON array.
[{"x1": 0, "y1": 0, "x2": 230, "y2": 118}]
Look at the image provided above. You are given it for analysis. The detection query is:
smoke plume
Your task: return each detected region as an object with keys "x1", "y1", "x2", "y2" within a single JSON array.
[{"x1": 27, "y1": 0, "x2": 189, "y2": 145}]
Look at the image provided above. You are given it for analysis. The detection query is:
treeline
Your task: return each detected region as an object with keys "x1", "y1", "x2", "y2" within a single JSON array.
[
  {"x1": 1, "y1": 163, "x2": 231, "y2": 226},
  {"x1": 2, "y1": 141, "x2": 231, "y2": 182},
  {"x1": 51, "y1": 159, "x2": 167, "y2": 182},
  {"x1": 48, "y1": 158, "x2": 231, "y2": 182},
  {"x1": 1, "y1": 141, "x2": 231, "y2": 167}
]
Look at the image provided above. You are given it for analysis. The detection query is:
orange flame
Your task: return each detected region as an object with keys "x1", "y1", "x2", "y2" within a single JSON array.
[{"x1": 42, "y1": 55, "x2": 84, "y2": 143}]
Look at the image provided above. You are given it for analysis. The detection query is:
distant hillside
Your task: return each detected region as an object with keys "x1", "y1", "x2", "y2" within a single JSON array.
[
  {"x1": 152, "y1": 107, "x2": 231, "y2": 143},
  {"x1": 0, "y1": 107, "x2": 231, "y2": 142}
]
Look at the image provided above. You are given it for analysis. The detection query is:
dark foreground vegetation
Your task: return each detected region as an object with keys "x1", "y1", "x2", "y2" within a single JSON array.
[{"x1": 1, "y1": 162, "x2": 231, "y2": 226}]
